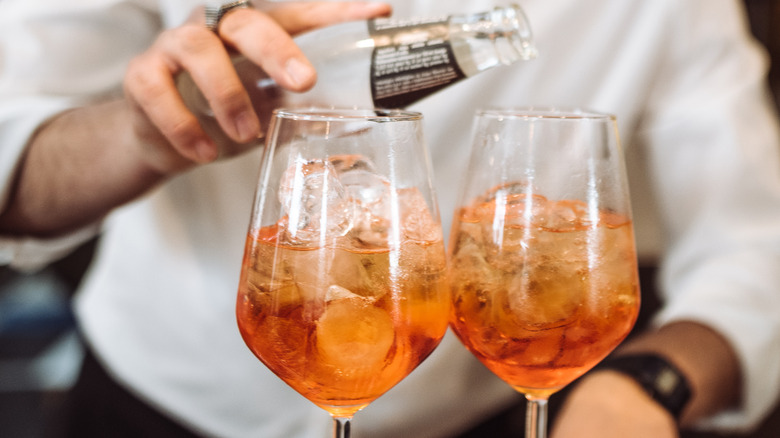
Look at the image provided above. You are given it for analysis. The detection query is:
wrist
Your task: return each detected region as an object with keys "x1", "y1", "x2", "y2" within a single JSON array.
[
  {"x1": 556, "y1": 370, "x2": 678, "y2": 437},
  {"x1": 116, "y1": 99, "x2": 201, "y2": 177},
  {"x1": 595, "y1": 353, "x2": 692, "y2": 421}
]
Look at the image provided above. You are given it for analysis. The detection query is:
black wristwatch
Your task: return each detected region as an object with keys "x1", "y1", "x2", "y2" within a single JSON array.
[{"x1": 595, "y1": 353, "x2": 692, "y2": 420}]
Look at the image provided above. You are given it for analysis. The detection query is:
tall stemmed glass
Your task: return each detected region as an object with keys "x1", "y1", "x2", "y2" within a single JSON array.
[
  {"x1": 236, "y1": 108, "x2": 450, "y2": 437},
  {"x1": 448, "y1": 108, "x2": 641, "y2": 438}
]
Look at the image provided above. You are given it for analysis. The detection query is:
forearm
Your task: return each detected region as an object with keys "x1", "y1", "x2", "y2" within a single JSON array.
[
  {"x1": 0, "y1": 2, "x2": 393, "y2": 239},
  {"x1": 617, "y1": 320, "x2": 742, "y2": 426},
  {"x1": 552, "y1": 321, "x2": 741, "y2": 438},
  {"x1": 0, "y1": 99, "x2": 167, "y2": 237}
]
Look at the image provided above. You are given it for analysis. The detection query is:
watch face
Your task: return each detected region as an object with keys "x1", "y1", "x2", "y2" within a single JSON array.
[{"x1": 655, "y1": 366, "x2": 681, "y2": 397}]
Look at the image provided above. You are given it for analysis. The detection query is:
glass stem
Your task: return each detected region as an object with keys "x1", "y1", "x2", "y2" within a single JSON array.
[
  {"x1": 525, "y1": 396, "x2": 549, "y2": 438},
  {"x1": 332, "y1": 417, "x2": 352, "y2": 438}
]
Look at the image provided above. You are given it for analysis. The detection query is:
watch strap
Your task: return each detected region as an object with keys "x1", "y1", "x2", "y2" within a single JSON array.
[{"x1": 595, "y1": 353, "x2": 692, "y2": 420}]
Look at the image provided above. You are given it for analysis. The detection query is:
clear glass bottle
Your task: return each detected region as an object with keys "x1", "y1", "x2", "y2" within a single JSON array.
[{"x1": 176, "y1": 4, "x2": 536, "y2": 158}]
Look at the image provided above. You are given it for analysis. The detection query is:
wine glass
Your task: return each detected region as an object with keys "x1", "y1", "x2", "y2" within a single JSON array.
[
  {"x1": 236, "y1": 108, "x2": 450, "y2": 437},
  {"x1": 448, "y1": 108, "x2": 641, "y2": 438}
]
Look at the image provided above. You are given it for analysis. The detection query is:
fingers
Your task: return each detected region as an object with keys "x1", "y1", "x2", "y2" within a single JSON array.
[
  {"x1": 263, "y1": 2, "x2": 393, "y2": 35},
  {"x1": 125, "y1": 39, "x2": 214, "y2": 164},
  {"x1": 217, "y1": 8, "x2": 316, "y2": 91},
  {"x1": 170, "y1": 24, "x2": 262, "y2": 143},
  {"x1": 217, "y1": 2, "x2": 392, "y2": 91},
  {"x1": 125, "y1": 21, "x2": 260, "y2": 164},
  {"x1": 124, "y1": 2, "x2": 393, "y2": 169}
]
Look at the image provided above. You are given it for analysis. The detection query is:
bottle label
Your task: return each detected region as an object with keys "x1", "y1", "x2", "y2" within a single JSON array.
[{"x1": 368, "y1": 16, "x2": 466, "y2": 108}]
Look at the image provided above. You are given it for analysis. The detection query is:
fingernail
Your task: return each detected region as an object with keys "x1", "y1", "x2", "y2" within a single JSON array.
[
  {"x1": 195, "y1": 139, "x2": 218, "y2": 163},
  {"x1": 365, "y1": 2, "x2": 392, "y2": 15},
  {"x1": 285, "y1": 57, "x2": 315, "y2": 89},
  {"x1": 235, "y1": 111, "x2": 260, "y2": 142}
]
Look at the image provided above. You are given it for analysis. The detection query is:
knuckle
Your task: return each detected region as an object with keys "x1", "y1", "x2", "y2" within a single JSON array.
[
  {"x1": 212, "y1": 82, "x2": 247, "y2": 111},
  {"x1": 125, "y1": 62, "x2": 169, "y2": 106},
  {"x1": 256, "y1": 32, "x2": 293, "y2": 58},
  {"x1": 160, "y1": 116, "x2": 201, "y2": 149},
  {"x1": 169, "y1": 24, "x2": 218, "y2": 57},
  {"x1": 217, "y1": 8, "x2": 257, "y2": 37},
  {"x1": 166, "y1": 114, "x2": 202, "y2": 145}
]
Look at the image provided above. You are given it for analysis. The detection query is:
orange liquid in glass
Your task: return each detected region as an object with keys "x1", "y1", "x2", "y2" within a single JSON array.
[
  {"x1": 237, "y1": 225, "x2": 450, "y2": 417},
  {"x1": 448, "y1": 192, "x2": 640, "y2": 397}
]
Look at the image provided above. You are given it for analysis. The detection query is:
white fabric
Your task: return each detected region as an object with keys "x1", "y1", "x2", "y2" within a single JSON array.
[{"x1": 1, "y1": 0, "x2": 780, "y2": 436}]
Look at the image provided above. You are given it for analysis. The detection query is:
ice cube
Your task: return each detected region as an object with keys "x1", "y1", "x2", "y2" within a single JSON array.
[
  {"x1": 343, "y1": 170, "x2": 392, "y2": 249},
  {"x1": 325, "y1": 284, "x2": 374, "y2": 303},
  {"x1": 506, "y1": 256, "x2": 584, "y2": 331},
  {"x1": 263, "y1": 315, "x2": 311, "y2": 368},
  {"x1": 315, "y1": 296, "x2": 394, "y2": 370},
  {"x1": 333, "y1": 155, "x2": 392, "y2": 224},
  {"x1": 342, "y1": 169, "x2": 392, "y2": 216},
  {"x1": 328, "y1": 154, "x2": 395, "y2": 248},
  {"x1": 329, "y1": 154, "x2": 378, "y2": 174},
  {"x1": 278, "y1": 157, "x2": 355, "y2": 245},
  {"x1": 518, "y1": 330, "x2": 565, "y2": 367},
  {"x1": 327, "y1": 250, "x2": 390, "y2": 300},
  {"x1": 397, "y1": 187, "x2": 440, "y2": 242},
  {"x1": 539, "y1": 199, "x2": 590, "y2": 231}
]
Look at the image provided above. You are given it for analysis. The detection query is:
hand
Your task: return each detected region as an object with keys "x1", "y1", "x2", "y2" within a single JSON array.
[
  {"x1": 550, "y1": 371, "x2": 679, "y2": 438},
  {"x1": 123, "y1": 1, "x2": 392, "y2": 175}
]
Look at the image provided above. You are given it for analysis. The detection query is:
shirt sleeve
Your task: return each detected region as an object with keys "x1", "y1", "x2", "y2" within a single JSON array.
[
  {"x1": 0, "y1": 0, "x2": 162, "y2": 270},
  {"x1": 640, "y1": 0, "x2": 780, "y2": 430}
]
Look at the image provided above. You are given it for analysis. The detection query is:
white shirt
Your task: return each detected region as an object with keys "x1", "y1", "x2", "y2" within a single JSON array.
[{"x1": 2, "y1": 0, "x2": 780, "y2": 436}]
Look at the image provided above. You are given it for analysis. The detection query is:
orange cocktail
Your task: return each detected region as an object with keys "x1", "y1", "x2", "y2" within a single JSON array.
[
  {"x1": 448, "y1": 189, "x2": 640, "y2": 398},
  {"x1": 237, "y1": 184, "x2": 450, "y2": 417}
]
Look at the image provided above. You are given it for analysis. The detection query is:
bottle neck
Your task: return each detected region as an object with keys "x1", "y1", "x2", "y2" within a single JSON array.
[
  {"x1": 489, "y1": 4, "x2": 537, "y2": 64},
  {"x1": 449, "y1": 4, "x2": 537, "y2": 73}
]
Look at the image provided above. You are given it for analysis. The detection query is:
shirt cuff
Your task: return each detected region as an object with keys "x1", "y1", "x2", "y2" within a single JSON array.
[{"x1": 0, "y1": 224, "x2": 100, "y2": 272}]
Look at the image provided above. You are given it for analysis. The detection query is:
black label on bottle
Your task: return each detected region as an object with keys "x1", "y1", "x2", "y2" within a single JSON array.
[{"x1": 369, "y1": 16, "x2": 466, "y2": 108}]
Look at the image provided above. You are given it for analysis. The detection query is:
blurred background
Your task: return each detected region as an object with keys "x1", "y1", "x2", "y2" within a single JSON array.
[{"x1": 1, "y1": 0, "x2": 780, "y2": 436}]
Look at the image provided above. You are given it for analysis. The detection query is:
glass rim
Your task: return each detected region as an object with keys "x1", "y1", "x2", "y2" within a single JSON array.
[
  {"x1": 272, "y1": 107, "x2": 423, "y2": 122},
  {"x1": 477, "y1": 106, "x2": 616, "y2": 121}
]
